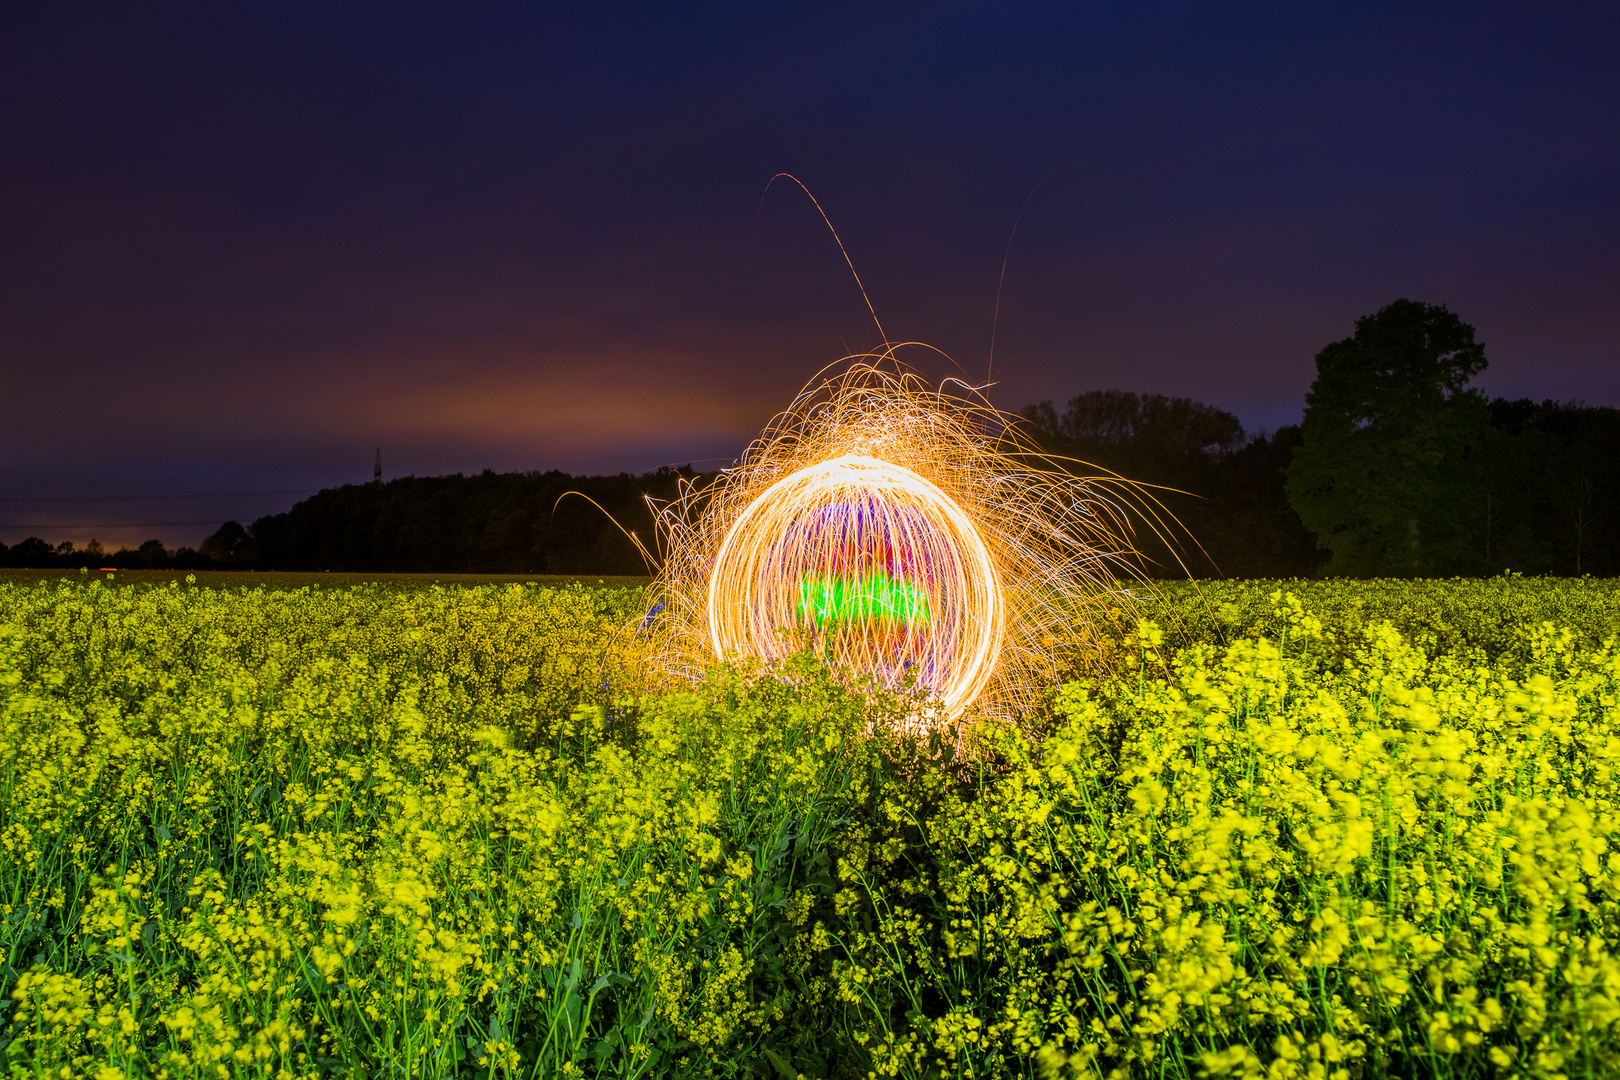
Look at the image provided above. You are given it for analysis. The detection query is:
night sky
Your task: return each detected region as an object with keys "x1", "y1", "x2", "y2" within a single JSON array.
[{"x1": 3, "y1": 3, "x2": 1617, "y2": 549}]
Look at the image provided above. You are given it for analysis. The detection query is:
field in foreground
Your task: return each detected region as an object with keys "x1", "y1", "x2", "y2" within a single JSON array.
[{"x1": 1, "y1": 577, "x2": 1617, "y2": 1079}]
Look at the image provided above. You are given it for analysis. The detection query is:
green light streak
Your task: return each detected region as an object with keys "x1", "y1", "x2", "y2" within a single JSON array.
[{"x1": 796, "y1": 571, "x2": 931, "y2": 625}]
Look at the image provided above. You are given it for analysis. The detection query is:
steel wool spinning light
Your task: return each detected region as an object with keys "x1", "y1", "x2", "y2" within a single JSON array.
[
  {"x1": 646, "y1": 360, "x2": 1172, "y2": 726},
  {"x1": 707, "y1": 454, "x2": 1003, "y2": 717}
]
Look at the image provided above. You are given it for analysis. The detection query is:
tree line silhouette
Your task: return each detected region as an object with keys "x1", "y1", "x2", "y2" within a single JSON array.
[
  {"x1": 0, "y1": 469, "x2": 698, "y2": 575},
  {"x1": 1020, "y1": 389, "x2": 1619, "y2": 579},
  {"x1": 4, "y1": 300, "x2": 1616, "y2": 577},
  {"x1": 1020, "y1": 300, "x2": 1620, "y2": 577},
  {"x1": 0, "y1": 536, "x2": 216, "y2": 571}
]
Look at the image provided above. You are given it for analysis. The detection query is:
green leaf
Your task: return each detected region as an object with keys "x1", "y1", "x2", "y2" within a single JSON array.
[
  {"x1": 589, "y1": 972, "x2": 631, "y2": 995},
  {"x1": 761, "y1": 1047, "x2": 795, "y2": 1079}
]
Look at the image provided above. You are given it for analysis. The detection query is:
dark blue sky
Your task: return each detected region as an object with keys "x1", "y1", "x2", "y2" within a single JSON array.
[{"x1": 3, "y1": 2, "x2": 1617, "y2": 548}]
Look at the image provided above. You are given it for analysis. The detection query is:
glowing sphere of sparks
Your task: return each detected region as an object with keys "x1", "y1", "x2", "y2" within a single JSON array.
[{"x1": 707, "y1": 454, "x2": 1004, "y2": 715}]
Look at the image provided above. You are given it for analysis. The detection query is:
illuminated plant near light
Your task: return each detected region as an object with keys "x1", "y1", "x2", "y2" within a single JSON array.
[{"x1": 649, "y1": 360, "x2": 1178, "y2": 725}]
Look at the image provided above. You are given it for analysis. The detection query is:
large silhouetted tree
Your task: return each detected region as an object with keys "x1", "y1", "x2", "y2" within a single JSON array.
[
  {"x1": 1286, "y1": 299, "x2": 1488, "y2": 576},
  {"x1": 200, "y1": 520, "x2": 255, "y2": 566},
  {"x1": 6, "y1": 537, "x2": 55, "y2": 567}
]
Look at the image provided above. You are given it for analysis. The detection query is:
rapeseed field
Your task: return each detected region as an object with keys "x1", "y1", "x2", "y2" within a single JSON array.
[{"x1": 1, "y1": 574, "x2": 1617, "y2": 1078}]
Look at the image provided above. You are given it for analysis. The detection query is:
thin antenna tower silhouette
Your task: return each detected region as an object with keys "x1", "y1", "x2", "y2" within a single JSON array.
[{"x1": 373, "y1": 448, "x2": 382, "y2": 484}]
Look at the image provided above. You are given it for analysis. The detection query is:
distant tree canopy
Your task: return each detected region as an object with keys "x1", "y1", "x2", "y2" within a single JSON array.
[
  {"x1": 0, "y1": 536, "x2": 210, "y2": 570},
  {"x1": 1286, "y1": 299, "x2": 1490, "y2": 576},
  {"x1": 2, "y1": 469, "x2": 708, "y2": 574},
  {"x1": 1020, "y1": 390, "x2": 1323, "y2": 578},
  {"x1": 237, "y1": 467, "x2": 705, "y2": 574},
  {"x1": 1023, "y1": 390, "x2": 1247, "y2": 471},
  {"x1": 1478, "y1": 397, "x2": 1620, "y2": 576}
]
